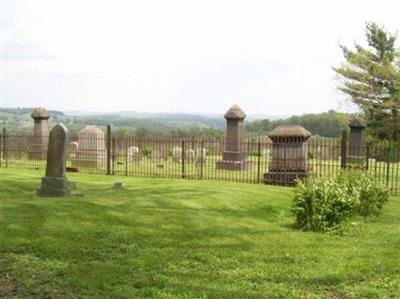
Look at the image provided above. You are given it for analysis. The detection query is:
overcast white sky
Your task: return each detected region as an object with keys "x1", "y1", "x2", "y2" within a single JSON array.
[{"x1": 1, "y1": 0, "x2": 399, "y2": 115}]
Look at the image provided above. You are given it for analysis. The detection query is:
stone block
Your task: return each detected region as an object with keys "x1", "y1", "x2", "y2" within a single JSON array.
[
  {"x1": 216, "y1": 160, "x2": 250, "y2": 170},
  {"x1": 37, "y1": 176, "x2": 71, "y2": 197}
]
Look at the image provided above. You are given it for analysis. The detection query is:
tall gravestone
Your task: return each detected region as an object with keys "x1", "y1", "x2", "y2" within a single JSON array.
[
  {"x1": 264, "y1": 125, "x2": 311, "y2": 186},
  {"x1": 29, "y1": 107, "x2": 50, "y2": 160},
  {"x1": 349, "y1": 118, "x2": 366, "y2": 158},
  {"x1": 216, "y1": 104, "x2": 249, "y2": 170},
  {"x1": 37, "y1": 124, "x2": 71, "y2": 197}
]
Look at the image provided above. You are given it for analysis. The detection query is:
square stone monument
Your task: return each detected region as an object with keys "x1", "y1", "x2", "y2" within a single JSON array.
[
  {"x1": 348, "y1": 118, "x2": 367, "y2": 164},
  {"x1": 71, "y1": 126, "x2": 106, "y2": 168},
  {"x1": 216, "y1": 104, "x2": 250, "y2": 170},
  {"x1": 264, "y1": 125, "x2": 311, "y2": 186},
  {"x1": 37, "y1": 123, "x2": 72, "y2": 197},
  {"x1": 29, "y1": 107, "x2": 50, "y2": 160}
]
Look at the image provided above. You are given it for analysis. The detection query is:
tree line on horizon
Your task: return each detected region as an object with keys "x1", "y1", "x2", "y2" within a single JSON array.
[{"x1": 1, "y1": 107, "x2": 352, "y2": 139}]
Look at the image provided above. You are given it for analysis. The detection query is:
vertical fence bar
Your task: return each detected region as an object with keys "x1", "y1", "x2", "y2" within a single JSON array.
[
  {"x1": 125, "y1": 138, "x2": 128, "y2": 176},
  {"x1": 200, "y1": 140, "x2": 204, "y2": 180},
  {"x1": 283, "y1": 142, "x2": 287, "y2": 186},
  {"x1": 106, "y1": 125, "x2": 111, "y2": 175},
  {"x1": 390, "y1": 143, "x2": 395, "y2": 193},
  {"x1": 257, "y1": 141, "x2": 261, "y2": 183},
  {"x1": 386, "y1": 143, "x2": 391, "y2": 187},
  {"x1": 112, "y1": 138, "x2": 115, "y2": 175},
  {"x1": 181, "y1": 139, "x2": 185, "y2": 178},
  {"x1": 2, "y1": 128, "x2": 7, "y2": 168},
  {"x1": 365, "y1": 144, "x2": 370, "y2": 172},
  {"x1": 341, "y1": 129, "x2": 347, "y2": 170}
]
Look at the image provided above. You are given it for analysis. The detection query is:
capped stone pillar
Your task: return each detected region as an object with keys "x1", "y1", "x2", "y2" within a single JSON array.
[
  {"x1": 216, "y1": 104, "x2": 250, "y2": 170},
  {"x1": 348, "y1": 118, "x2": 366, "y2": 158},
  {"x1": 264, "y1": 125, "x2": 311, "y2": 186},
  {"x1": 29, "y1": 107, "x2": 50, "y2": 160}
]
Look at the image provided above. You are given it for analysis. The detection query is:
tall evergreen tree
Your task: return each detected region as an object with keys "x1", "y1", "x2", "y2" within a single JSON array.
[{"x1": 333, "y1": 22, "x2": 400, "y2": 141}]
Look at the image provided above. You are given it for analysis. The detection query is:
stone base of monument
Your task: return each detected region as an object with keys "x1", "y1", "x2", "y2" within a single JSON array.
[
  {"x1": 216, "y1": 160, "x2": 250, "y2": 170},
  {"x1": 264, "y1": 171, "x2": 308, "y2": 186},
  {"x1": 28, "y1": 151, "x2": 47, "y2": 160},
  {"x1": 37, "y1": 176, "x2": 72, "y2": 197},
  {"x1": 71, "y1": 159, "x2": 104, "y2": 169},
  {"x1": 216, "y1": 152, "x2": 250, "y2": 170}
]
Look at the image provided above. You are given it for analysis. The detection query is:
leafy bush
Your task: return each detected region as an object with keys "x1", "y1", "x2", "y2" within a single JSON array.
[
  {"x1": 292, "y1": 171, "x2": 389, "y2": 232},
  {"x1": 142, "y1": 147, "x2": 153, "y2": 156},
  {"x1": 337, "y1": 172, "x2": 389, "y2": 216},
  {"x1": 248, "y1": 150, "x2": 259, "y2": 157}
]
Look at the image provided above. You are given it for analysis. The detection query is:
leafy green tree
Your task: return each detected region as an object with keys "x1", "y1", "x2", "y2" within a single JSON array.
[
  {"x1": 333, "y1": 22, "x2": 400, "y2": 141},
  {"x1": 246, "y1": 110, "x2": 351, "y2": 138}
]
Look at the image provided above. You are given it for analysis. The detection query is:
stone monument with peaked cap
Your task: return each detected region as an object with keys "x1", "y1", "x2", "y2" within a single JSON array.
[
  {"x1": 216, "y1": 104, "x2": 250, "y2": 170},
  {"x1": 264, "y1": 125, "x2": 311, "y2": 186},
  {"x1": 37, "y1": 123, "x2": 71, "y2": 197},
  {"x1": 348, "y1": 118, "x2": 366, "y2": 159},
  {"x1": 29, "y1": 107, "x2": 50, "y2": 160}
]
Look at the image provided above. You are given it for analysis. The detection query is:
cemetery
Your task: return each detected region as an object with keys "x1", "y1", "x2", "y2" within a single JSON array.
[
  {"x1": 1, "y1": 105, "x2": 399, "y2": 298},
  {"x1": 1, "y1": 106, "x2": 399, "y2": 193},
  {"x1": 1, "y1": 5, "x2": 400, "y2": 297}
]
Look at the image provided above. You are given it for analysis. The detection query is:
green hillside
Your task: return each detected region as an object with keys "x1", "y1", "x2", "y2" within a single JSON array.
[{"x1": 1, "y1": 169, "x2": 399, "y2": 298}]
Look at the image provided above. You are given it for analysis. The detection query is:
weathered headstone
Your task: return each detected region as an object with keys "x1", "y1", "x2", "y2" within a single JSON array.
[
  {"x1": 37, "y1": 123, "x2": 72, "y2": 197},
  {"x1": 172, "y1": 147, "x2": 182, "y2": 163},
  {"x1": 264, "y1": 125, "x2": 311, "y2": 186},
  {"x1": 68, "y1": 141, "x2": 79, "y2": 159},
  {"x1": 196, "y1": 147, "x2": 207, "y2": 164},
  {"x1": 127, "y1": 146, "x2": 141, "y2": 162},
  {"x1": 71, "y1": 125, "x2": 106, "y2": 168},
  {"x1": 216, "y1": 104, "x2": 249, "y2": 170},
  {"x1": 29, "y1": 107, "x2": 50, "y2": 160},
  {"x1": 187, "y1": 149, "x2": 196, "y2": 163}
]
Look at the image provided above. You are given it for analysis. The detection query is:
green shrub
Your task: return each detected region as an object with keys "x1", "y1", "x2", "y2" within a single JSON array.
[
  {"x1": 335, "y1": 171, "x2": 389, "y2": 216},
  {"x1": 248, "y1": 150, "x2": 259, "y2": 157},
  {"x1": 292, "y1": 171, "x2": 389, "y2": 232},
  {"x1": 142, "y1": 147, "x2": 153, "y2": 156}
]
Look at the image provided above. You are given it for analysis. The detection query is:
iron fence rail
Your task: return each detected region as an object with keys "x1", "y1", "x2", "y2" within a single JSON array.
[{"x1": 1, "y1": 130, "x2": 399, "y2": 194}]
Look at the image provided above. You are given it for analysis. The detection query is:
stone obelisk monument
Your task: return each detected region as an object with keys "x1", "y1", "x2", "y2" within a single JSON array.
[
  {"x1": 216, "y1": 104, "x2": 249, "y2": 170},
  {"x1": 37, "y1": 123, "x2": 72, "y2": 197}
]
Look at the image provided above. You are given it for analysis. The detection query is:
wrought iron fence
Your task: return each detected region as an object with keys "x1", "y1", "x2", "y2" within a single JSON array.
[{"x1": 1, "y1": 129, "x2": 399, "y2": 194}]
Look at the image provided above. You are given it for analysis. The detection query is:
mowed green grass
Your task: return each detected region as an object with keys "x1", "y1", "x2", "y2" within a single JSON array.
[{"x1": 0, "y1": 169, "x2": 399, "y2": 298}]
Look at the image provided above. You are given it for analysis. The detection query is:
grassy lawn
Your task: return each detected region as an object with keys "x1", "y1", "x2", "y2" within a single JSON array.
[{"x1": 0, "y1": 168, "x2": 399, "y2": 298}]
